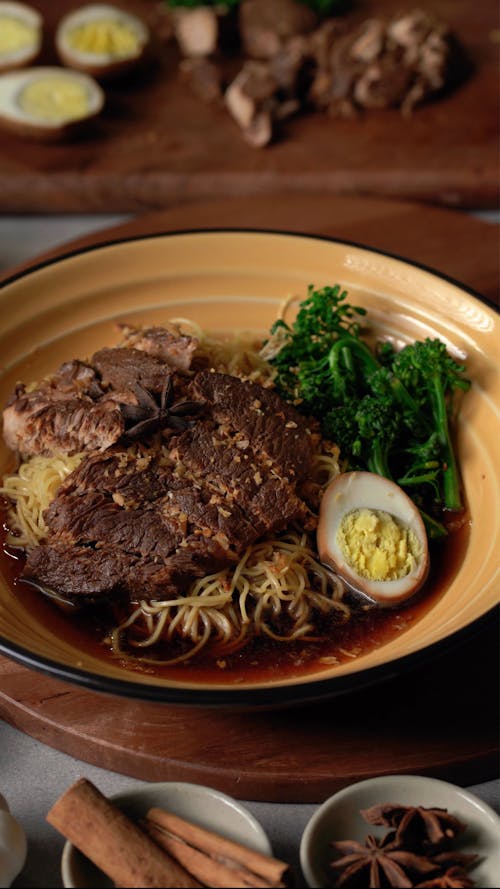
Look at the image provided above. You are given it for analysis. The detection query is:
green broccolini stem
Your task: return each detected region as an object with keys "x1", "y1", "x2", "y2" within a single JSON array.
[
  {"x1": 419, "y1": 509, "x2": 448, "y2": 540},
  {"x1": 328, "y1": 336, "x2": 380, "y2": 375},
  {"x1": 367, "y1": 439, "x2": 392, "y2": 480},
  {"x1": 429, "y1": 372, "x2": 462, "y2": 511}
]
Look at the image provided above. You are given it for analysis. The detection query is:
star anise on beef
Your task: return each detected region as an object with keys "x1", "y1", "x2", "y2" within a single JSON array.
[
  {"x1": 330, "y1": 832, "x2": 436, "y2": 887},
  {"x1": 361, "y1": 804, "x2": 467, "y2": 853},
  {"x1": 120, "y1": 377, "x2": 204, "y2": 441}
]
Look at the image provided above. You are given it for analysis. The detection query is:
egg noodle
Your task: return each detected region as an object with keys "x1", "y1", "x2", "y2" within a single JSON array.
[{"x1": 1, "y1": 324, "x2": 349, "y2": 665}]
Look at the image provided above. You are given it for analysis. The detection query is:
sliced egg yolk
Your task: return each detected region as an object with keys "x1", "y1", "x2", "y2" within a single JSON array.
[
  {"x1": 17, "y1": 75, "x2": 93, "y2": 123},
  {"x1": 337, "y1": 507, "x2": 423, "y2": 582},
  {"x1": 0, "y1": 2, "x2": 42, "y2": 70},
  {"x1": 0, "y1": 16, "x2": 37, "y2": 55},
  {"x1": 64, "y1": 19, "x2": 141, "y2": 58},
  {"x1": 55, "y1": 5, "x2": 150, "y2": 75}
]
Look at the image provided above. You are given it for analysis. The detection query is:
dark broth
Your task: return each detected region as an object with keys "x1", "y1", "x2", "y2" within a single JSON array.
[{"x1": 1, "y1": 509, "x2": 470, "y2": 685}]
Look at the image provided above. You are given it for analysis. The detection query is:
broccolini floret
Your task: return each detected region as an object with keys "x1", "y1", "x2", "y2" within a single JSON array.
[{"x1": 266, "y1": 285, "x2": 470, "y2": 537}]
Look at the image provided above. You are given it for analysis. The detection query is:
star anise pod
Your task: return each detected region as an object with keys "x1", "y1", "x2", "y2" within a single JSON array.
[
  {"x1": 120, "y1": 378, "x2": 204, "y2": 441},
  {"x1": 413, "y1": 851, "x2": 479, "y2": 888},
  {"x1": 361, "y1": 804, "x2": 467, "y2": 853},
  {"x1": 414, "y1": 865, "x2": 476, "y2": 888},
  {"x1": 330, "y1": 832, "x2": 437, "y2": 887}
]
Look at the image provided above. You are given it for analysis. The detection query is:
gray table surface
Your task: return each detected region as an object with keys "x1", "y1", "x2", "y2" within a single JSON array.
[{"x1": 0, "y1": 213, "x2": 498, "y2": 889}]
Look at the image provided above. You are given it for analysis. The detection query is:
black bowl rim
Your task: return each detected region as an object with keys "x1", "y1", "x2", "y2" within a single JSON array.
[{"x1": 0, "y1": 227, "x2": 498, "y2": 708}]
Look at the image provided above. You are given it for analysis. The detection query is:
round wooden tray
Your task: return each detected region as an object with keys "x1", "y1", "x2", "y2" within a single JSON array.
[{"x1": 0, "y1": 195, "x2": 498, "y2": 802}]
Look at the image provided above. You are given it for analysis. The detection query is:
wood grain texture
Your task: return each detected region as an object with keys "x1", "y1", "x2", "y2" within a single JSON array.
[
  {"x1": 0, "y1": 614, "x2": 497, "y2": 802},
  {"x1": 0, "y1": 197, "x2": 497, "y2": 801},
  {"x1": 4, "y1": 193, "x2": 498, "y2": 305},
  {"x1": 0, "y1": 0, "x2": 498, "y2": 212}
]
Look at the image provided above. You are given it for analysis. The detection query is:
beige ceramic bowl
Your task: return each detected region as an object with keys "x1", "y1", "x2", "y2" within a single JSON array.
[
  {"x1": 61, "y1": 780, "x2": 272, "y2": 888},
  {"x1": 300, "y1": 774, "x2": 500, "y2": 888},
  {"x1": 0, "y1": 231, "x2": 498, "y2": 706}
]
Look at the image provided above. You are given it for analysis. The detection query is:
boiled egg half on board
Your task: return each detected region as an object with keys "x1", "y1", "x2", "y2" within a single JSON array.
[
  {"x1": 317, "y1": 471, "x2": 429, "y2": 606},
  {"x1": 0, "y1": 66, "x2": 104, "y2": 139},
  {"x1": 0, "y1": 1, "x2": 43, "y2": 72},
  {"x1": 55, "y1": 3, "x2": 150, "y2": 80}
]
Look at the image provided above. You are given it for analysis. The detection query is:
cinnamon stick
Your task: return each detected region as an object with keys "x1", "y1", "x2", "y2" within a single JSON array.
[
  {"x1": 145, "y1": 819, "x2": 277, "y2": 888},
  {"x1": 46, "y1": 779, "x2": 201, "y2": 889},
  {"x1": 145, "y1": 808, "x2": 291, "y2": 887}
]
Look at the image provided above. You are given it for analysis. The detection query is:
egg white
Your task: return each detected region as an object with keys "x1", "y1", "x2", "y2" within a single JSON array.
[
  {"x1": 0, "y1": 66, "x2": 104, "y2": 135},
  {"x1": 0, "y1": 1, "x2": 43, "y2": 71}
]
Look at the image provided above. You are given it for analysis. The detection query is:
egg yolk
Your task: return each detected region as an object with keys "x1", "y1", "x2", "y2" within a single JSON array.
[
  {"x1": 18, "y1": 76, "x2": 91, "y2": 123},
  {"x1": 0, "y1": 16, "x2": 37, "y2": 55},
  {"x1": 65, "y1": 20, "x2": 140, "y2": 57},
  {"x1": 337, "y1": 508, "x2": 422, "y2": 581}
]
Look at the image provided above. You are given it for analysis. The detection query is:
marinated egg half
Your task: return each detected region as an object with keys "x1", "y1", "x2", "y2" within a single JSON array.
[
  {"x1": 0, "y1": 1, "x2": 43, "y2": 72},
  {"x1": 55, "y1": 3, "x2": 150, "y2": 80},
  {"x1": 317, "y1": 471, "x2": 429, "y2": 606},
  {"x1": 0, "y1": 66, "x2": 104, "y2": 139}
]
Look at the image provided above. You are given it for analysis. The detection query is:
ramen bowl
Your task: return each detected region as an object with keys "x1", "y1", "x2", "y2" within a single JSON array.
[{"x1": 0, "y1": 230, "x2": 498, "y2": 706}]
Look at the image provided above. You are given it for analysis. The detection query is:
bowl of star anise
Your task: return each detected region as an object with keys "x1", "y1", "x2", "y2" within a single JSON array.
[{"x1": 300, "y1": 775, "x2": 500, "y2": 888}]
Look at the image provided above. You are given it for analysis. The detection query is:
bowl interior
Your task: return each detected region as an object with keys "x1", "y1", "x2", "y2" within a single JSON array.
[
  {"x1": 0, "y1": 231, "x2": 498, "y2": 703},
  {"x1": 300, "y1": 775, "x2": 500, "y2": 889},
  {"x1": 61, "y1": 780, "x2": 272, "y2": 888}
]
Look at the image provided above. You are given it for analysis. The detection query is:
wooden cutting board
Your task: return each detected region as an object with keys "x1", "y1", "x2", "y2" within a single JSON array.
[
  {"x1": 0, "y1": 0, "x2": 498, "y2": 213},
  {"x1": 0, "y1": 195, "x2": 498, "y2": 802}
]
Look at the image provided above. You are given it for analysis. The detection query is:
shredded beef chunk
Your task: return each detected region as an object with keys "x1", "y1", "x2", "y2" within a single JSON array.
[
  {"x1": 2, "y1": 386, "x2": 125, "y2": 458},
  {"x1": 118, "y1": 323, "x2": 199, "y2": 373},
  {"x1": 308, "y1": 9, "x2": 467, "y2": 118},
  {"x1": 2, "y1": 326, "x2": 195, "y2": 459},
  {"x1": 23, "y1": 367, "x2": 318, "y2": 606}
]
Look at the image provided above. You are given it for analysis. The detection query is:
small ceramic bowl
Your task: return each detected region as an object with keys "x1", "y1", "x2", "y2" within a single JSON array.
[
  {"x1": 61, "y1": 780, "x2": 272, "y2": 888},
  {"x1": 300, "y1": 774, "x2": 500, "y2": 888}
]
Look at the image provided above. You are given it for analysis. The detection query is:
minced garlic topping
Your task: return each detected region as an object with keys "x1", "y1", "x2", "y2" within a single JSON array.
[
  {"x1": 0, "y1": 17, "x2": 37, "y2": 55},
  {"x1": 337, "y1": 508, "x2": 422, "y2": 581},
  {"x1": 65, "y1": 20, "x2": 140, "y2": 57},
  {"x1": 18, "y1": 76, "x2": 91, "y2": 122}
]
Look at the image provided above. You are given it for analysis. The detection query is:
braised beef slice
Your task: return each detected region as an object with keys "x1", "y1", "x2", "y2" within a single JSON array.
[
  {"x1": 24, "y1": 544, "x2": 129, "y2": 601},
  {"x1": 189, "y1": 370, "x2": 314, "y2": 479},
  {"x1": 24, "y1": 534, "x2": 230, "y2": 603},
  {"x1": 44, "y1": 492, "x2": 181, "y2": 561},
  {"x1": 162, "y1": 480, "x2": 256, "y2": 549},
  {"x1": 58, "y1": 452, "x2": 172, "y2": 506},
  {"x1": 92, "y1": 347, "x2": 171, "y2": 394},
  {"x1": 22, "y1": 368, "x2": 318, "y2": 604},
  {"x1": 171, "y1": 421, "x2": 313, "y2": 534},
  {"x1": 125, "y1": 539, "x2": 230, "y2": 599}
]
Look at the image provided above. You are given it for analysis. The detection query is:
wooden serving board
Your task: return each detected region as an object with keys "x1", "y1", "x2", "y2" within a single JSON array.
[
  {"x1": 0, "y1": 616, "x2": 498, "y2": 803},
  {"x1": 0, "y1": 195, "x2": 498, "y2": 801},
  {"x1": 0, "y1": 0, "x2": 498, "y2": 212}
]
